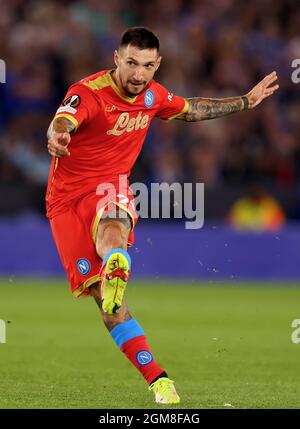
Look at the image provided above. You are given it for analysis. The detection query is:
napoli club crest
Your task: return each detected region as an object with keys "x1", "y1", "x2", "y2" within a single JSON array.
[
  {"x1": 144, "y1": 90, "x2": 154, "y2": 108},
  {"x1": 136, "y1": 350, "x2": 153, "y2": 366},
  {"x1": 77, "y1": 258, "x2": 91, "y2": 275}
]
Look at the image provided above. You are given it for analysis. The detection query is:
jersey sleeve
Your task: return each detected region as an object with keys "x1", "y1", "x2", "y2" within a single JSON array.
[
  {"x1": 53, "y1": 83, "x2": 100, "y2": 130},
  {"x1": 155, "y1": 82, "x2": 189, "y2": 120}
]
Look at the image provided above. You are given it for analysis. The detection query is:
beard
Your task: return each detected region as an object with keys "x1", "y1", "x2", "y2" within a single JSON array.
[{"x1": 122, "y1": 79, "x2": 147, "y2": 97}]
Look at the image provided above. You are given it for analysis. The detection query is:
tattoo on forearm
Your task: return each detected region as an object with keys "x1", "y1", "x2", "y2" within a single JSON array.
[
  {"x1": 183, "y1": 96, "x2": 248, "y2": 122},
  {"x1": 47, "y1": 117, "x2": 75, "y2": 138},
  {"x1": 241, "y1": 96, "x2": 249, "y2": 110}
]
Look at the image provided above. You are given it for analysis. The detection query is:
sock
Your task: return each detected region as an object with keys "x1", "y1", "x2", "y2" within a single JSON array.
[
  {"x1": 149, "y1": 371, "x2": 168, "y2": 386},
  {"x1": 100, "y1": 248, "x2": 131, "y2": 278},
  {"x1": 110, "y1": 318, "x2": 166, "y2": 385},
  {"x1": 102, "y1": 248, "x2": 131, "y2": 267}
]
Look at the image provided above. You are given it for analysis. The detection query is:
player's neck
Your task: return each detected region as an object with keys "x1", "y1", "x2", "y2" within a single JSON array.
[
  {"x1": 111, "y1": 69, "x2": 125, "y2": 95},
  {"x1": 111, "y1": 69, "x2": 136, "y2": 99}
]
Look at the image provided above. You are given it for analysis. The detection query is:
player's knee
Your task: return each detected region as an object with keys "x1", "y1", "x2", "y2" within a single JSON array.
[
  {"x1": 96, "y1": 210, "x2": 131, "y2": 258},
  {"x1": 96, "y1": 221, "x2": 125, "y2": 256},
  {"x1": 103, "y1": 221, "x2": 125, "y2": 244}
]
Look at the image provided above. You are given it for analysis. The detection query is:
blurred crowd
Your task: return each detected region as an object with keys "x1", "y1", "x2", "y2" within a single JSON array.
[{"x1": 0, "y1": 0, "x2": 300, "y2": 221}]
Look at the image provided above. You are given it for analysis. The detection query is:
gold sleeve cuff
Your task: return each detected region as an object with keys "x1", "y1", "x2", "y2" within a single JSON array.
[
  {"x1": 167, "y1": 99, "x2": 189, "y2": 120},
  {"x1": 53, "y1": 114, "x2": 79, "y2": 130}
]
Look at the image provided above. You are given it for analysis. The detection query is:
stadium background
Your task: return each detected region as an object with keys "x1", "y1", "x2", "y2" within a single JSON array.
[{"x1": 1, "y1": 0, "x2": 300, "y2": 409}]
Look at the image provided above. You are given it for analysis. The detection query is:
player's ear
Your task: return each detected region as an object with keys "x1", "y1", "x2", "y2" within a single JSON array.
[
  {"x1": 114, "y1": 50, "x2": 120, "y2": 67},
  {"x1": 155, "y1": 55, "x2": 162, "y2": 72}
]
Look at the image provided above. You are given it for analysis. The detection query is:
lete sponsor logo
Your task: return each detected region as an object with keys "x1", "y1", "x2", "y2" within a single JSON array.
[{"x1": 106, "y1": 112, "x2": 149, "y2": 136}]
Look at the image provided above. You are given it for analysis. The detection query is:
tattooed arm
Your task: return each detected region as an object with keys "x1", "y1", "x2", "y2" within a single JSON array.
[
  {"x1": 183, "y1": 96, "x2": 248, "y2": 121},
  {"x1": 177, "y1": 71, "x2": 279, "y2": 122},
  {"x1": 47, "y1": 117, "x2": 76, "y2": 158}
]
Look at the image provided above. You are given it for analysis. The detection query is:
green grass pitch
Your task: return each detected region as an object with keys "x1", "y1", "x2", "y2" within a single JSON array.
[{"x1": 0, "y1": 278, "x2": 300, "y2": 409}]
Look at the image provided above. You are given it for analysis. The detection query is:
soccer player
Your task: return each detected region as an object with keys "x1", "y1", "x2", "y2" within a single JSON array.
[{"x1": 46, "y1": 27, "x2": 279, "y2": 404}]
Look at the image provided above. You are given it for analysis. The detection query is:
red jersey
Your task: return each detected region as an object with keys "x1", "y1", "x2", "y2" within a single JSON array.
[{"x1": 46, "y1": 69, "x2": 188, "y2": 218}]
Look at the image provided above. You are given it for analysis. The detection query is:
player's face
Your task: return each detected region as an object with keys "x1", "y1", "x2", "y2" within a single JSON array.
[{"x1": 114, "y1": 45, "x2": 161, "y2": 96}]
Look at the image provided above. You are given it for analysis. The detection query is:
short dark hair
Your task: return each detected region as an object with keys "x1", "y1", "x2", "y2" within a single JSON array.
[{"x1": 119, "y1": 27, "x2": 159, "y2": 52}]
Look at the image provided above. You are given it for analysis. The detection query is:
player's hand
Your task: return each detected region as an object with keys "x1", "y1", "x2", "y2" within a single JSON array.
[
  {"x1": 245, "y1": 71, "x2": 279, "y2": 109},
  {"x1": 47, "y1": 132, "x2": 71, "y2": 158}
]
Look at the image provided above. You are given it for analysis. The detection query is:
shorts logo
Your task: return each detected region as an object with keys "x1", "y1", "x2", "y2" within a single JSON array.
[
  {"x1": 136, "y1": 350, "x2": 153, "y2": 366},
  {"x1": 77, "y1": 258, "x2": 91, "y2": 275},
  {"x1": 144, "y1": 90, "x2": 154, "y2": 108},
  {"x1": 168, "y1": 92, "x2": 174, "y2": 102},
  {"x1": 62, "y1": 94, "x2": 81, "y2": 108}
]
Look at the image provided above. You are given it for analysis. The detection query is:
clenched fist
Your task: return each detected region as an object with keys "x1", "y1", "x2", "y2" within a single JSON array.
[{"x1": 47, "y1": 132, "x2": 71, "y2": 158}]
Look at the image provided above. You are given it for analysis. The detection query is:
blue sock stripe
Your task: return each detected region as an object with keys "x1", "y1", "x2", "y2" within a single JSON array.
[
  {"x1": 110, "y1": 318, "x2": 144, "y2": 349},
  {"x1": 103, "y1": 248, "x2": 131, "y2": 269}
]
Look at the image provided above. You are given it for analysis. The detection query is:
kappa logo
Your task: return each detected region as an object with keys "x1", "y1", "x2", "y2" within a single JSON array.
[
  {"x1": 136, "y1": 351, "x2": 153, "y2": 366},
  {"x1": 77, "y1": 258, "x2": 91, "y2": 275},
  {"x1": 144, "y1": 90, "x2": 154, "y2": 108}
]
